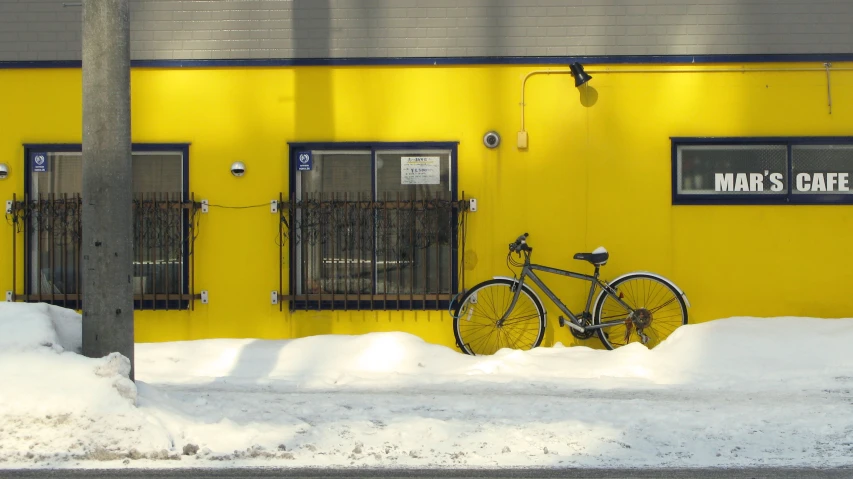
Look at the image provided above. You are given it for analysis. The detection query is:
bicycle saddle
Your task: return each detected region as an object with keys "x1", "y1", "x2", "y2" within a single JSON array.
[{"x1": 573, "y1": 247, "x2": 609, "y2": 265}]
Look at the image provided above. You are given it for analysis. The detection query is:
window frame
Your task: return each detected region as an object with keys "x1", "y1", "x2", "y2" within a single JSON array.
[
  {"x1": 287, "y1": 141, "x2": 460, "y2": 311},
  {"x1": 671, "y1": 137, "x2": 853, "y2": 205},
  {"x1": 22, "y1": 143, "x2": 191, "y2": 310}
]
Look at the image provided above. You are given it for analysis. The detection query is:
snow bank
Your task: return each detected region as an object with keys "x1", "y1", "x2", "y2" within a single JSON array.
[
  {"x1": 0, "y1": 303, "x2": 170, "y2": 465},
  {"x1": 0, "y1": 302, "x2": 82, "y2": 353},
  {"x1": 4, "y1": 302, "x2": 853, "y2": 469},
  {"x1": 140, "y1": 316, "x2": 853, "y2": 392},
  {"x1": 651, "y1": 316, "x2": 853, "y2": 387},
  {"x1": 131, "y1": 315, "x2": 853, "y2": 469}
]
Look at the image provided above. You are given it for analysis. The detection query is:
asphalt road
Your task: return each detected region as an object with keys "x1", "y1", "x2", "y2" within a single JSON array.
[{"x1": 2, "y1": 468, "x2": 853, "y2": 479}]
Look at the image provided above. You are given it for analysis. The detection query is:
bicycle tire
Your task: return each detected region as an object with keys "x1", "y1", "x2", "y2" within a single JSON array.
[
  {"x1": 592, "y1": 273, "x2": 688, "y2": 350},
  {"x1": 452, "y1": 278, "x2": 546, "y2": 356}
]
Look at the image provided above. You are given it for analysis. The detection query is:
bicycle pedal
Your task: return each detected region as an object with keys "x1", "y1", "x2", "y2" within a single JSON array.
[{"x1": 558, "y1": 316, "x2": 565, "y2": 328}]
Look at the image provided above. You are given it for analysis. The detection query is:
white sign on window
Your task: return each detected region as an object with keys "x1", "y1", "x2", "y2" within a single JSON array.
[{"x1": 401, "y1": 156, "x2": 440, "y2": 185}]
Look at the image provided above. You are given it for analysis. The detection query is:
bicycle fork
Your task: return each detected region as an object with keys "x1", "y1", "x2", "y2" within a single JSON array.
[
  {"x1": 497, "y1": 271, "x2": 554, "y2": 327},
  {"x1": 497, "y1": 277, "x2": 526, "y2": 327}
]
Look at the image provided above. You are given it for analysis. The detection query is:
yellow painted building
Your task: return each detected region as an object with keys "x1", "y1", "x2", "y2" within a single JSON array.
[{"x1": 2, "y1": 60, "x2": 853, "y2": 350}]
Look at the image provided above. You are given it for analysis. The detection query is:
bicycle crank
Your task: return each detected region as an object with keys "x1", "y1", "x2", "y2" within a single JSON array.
[{"x1": 567, "y1": 313, "x2": 596, "y2": 340}]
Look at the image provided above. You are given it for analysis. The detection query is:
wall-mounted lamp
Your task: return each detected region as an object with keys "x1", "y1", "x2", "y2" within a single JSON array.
[
  {"x1": 569, "y1": 62, "x2": 593, "y2": 87},
  {"x1": 0, "y1": 163, "x2": 9, "y2": 180},
  {"x1": 517, "y1": 62, "x2": 592, "y2": 149},
  {"x1": 230, "y1": 161, "x2": 246, "y2": 177}
]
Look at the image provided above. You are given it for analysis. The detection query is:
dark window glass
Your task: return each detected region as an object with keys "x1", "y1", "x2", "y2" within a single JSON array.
[
  {"x1": 677, "y1": 145, "x2": 788, "y2": 196},
  {"x1": 792, "y1": 145, "x2": 853, "y2": 195}
]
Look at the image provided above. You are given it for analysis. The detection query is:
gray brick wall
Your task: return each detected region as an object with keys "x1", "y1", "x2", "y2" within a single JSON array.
[{"x1": 1, "y1": 0, "x2": 852, "y2": 62}]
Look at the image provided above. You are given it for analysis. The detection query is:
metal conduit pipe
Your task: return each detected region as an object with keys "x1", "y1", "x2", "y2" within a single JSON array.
[{"x1": 519, "y1": 63, "x2": 853, "y2": 147}]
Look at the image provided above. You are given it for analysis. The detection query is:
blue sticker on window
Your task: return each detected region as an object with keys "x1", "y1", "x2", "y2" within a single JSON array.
[
  {"x1": 297, "y1": 151, "x2": 312, "y2": 171},
  {"x1": 32, "y1": 153, "x2": 47, "y2": 173}
]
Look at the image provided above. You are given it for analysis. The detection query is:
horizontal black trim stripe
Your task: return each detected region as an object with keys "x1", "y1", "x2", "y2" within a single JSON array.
[
  {"x1": 287, "y1": 141, "x2": 458, "y2": 149},
  {"x1": 1, "y1": 53, "x2": 852, "y2": 69},
  {"x1": 22, "y1": 142, "x2": 192, "y2": 150},
  {"x1": 670, "y1": 137, "x2": 853, "y2": 145}
]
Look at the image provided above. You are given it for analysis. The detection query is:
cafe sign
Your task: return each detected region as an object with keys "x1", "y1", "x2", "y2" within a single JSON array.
[
  {"x1": 713, "y1": 171, "x2": 850, "y2": 193},
  {"x1": 672, "y1": 140, "x2": 853, "y2": 204}
]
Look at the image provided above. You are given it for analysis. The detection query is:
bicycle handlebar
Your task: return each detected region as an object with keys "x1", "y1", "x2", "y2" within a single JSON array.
[{"x1": 509, "y1": 232, "x2": 531, "y2": 253}]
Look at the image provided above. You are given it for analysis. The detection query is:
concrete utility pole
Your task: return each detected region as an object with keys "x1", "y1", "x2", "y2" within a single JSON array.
[{"x1": 81, "y1": 0, "x2": 135, "y2": 381}]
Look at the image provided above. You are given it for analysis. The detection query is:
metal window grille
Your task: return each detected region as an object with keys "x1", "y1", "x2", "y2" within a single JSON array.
[
  {"x1": 7, "y1": 192, "x2": 202, "y2": 310},
  {"x1": 278, "y1": 192, "x2": 469, "y2": 311}
]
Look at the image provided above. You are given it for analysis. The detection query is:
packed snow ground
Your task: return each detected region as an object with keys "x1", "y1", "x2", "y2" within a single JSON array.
[{"x1": 2, "y1": 302, "x2": 853, "y2": 470}]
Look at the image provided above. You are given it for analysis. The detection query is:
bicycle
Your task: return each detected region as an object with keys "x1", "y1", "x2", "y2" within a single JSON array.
[{"x1": 452, "y1": 233, "x2": 690, "y2": 355}]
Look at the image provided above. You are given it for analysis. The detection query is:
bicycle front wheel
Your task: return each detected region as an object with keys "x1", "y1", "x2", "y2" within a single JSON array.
[
  {"x1": 593, "y1": 273, "x2": 688, "y2": 350},
  {"x1": 452, "y1": 279, "x2": 546, "y2": 356}
]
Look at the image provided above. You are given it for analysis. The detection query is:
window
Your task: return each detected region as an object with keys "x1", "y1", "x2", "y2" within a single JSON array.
[
  {"x1": 791, "y1": 145, "x2": 853, "y2": 198},
  {"x1": 18, "y1": 144, "x2": 194, "y2": 310},
  {"x1": 286, "y1": 142, "x2": 464, "y2": 311},
  {"x1": 672, "y1": 138, "x2": 853, "y2": 204}
]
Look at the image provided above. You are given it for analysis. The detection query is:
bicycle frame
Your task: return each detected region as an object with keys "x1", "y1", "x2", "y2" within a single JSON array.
[{"x1": 499, "y1": 253, "x2": 636, "y2": 333}]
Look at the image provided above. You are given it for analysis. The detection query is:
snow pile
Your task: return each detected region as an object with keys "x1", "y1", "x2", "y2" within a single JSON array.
[
  {"x1": 0, "y1": 303, "x2": 170, "y2": 465},
  {"x1": 651, "y1": 316, "x2": 853, "y2": 388},
  {"x1": 128, "y1": 318, "x2": 853, "y2": 469},
  {"x1": 2, "y1": 302, "x2": 853, "y2": 469},
  {"x1": 141, "y1": 317, "x2": 853, "y2": 392},
  {"x1": 0, "y1": 302, "x2": 81, "y2": 353}
]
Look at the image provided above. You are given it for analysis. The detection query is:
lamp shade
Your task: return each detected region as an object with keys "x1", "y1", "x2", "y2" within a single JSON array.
[{"x1": 570, "y1": 62, "x2": 592, "y2": 87}]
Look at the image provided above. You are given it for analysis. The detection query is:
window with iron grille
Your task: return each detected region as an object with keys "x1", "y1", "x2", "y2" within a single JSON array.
[
  {"x1": 285, "y1": 142, "x2": 466, "y2": 311},
  {"x1": 672, "y1": 137, "x2": 853, "y2": 205},
  {"x1": 12, "y1": 144, "x2": 196, "y2": 310}
]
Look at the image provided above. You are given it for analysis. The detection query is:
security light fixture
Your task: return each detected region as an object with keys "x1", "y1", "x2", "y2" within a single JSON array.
[
  {"x1": 0, "y1": 163, "x2": 8, "y2": 179},
  {"x1": 569, "y1": 62, "x2": 592, "y2": 87},
  {"x1": 230, "y1": 161, "x2": 246, "y2": 177}
]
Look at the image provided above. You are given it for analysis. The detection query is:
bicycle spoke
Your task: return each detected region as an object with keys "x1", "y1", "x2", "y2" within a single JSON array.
[
  {"x1": 478, "y1": 288, "x2": 501, "y2": 321},
  {"x1": 459, "y1": 325, "x2": 500, "y2": 345},
  {"x1": 651, "y1": 313, "x2": 685, "y2": 321},
  {"x1": 469, "y1": 328, "x2": 499, "y2": 354},
  {"x1": 499, "y1": 312, "x2": 543, "y2": 326},
  {"x1": 503, "y1": 327, "x2": 538, "y2": 348}
]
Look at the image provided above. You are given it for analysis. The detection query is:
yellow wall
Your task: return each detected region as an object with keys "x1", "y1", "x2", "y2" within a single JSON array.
[{"x1": 2, "y1": 62, "x2": 852, "y2": 349}]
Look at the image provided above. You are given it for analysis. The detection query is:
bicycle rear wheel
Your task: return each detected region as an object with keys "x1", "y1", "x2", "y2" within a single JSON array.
[
  {"x1": 593, "y1": 273, "x2": 688, "y2": 350},
  {"x1": 453, "y1": 278, "x2": 546, "y2": 356}
]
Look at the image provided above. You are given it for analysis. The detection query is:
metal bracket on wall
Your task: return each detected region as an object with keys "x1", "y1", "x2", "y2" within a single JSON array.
[
  {"x1": 5, "y1": 291, "x2": 12, "y2": 302},
  {"x1": 825, "y1": 62, "x2": 833, "y2": 115},
  {"x1": 270, "y1": 200, "x2": 278, "y2": 214},
  {"x1": 200, "y1": 290, "x2": 209, "y2": 304},
  {"x1": 271, "y1": 291, "x2": 278, "y2": 305},
  {"x1": 4, "y1": 200, "x2": 12, "y2": 215},
  {"x1": 469, "y1": 198, "x2": 477, "y2": 212},
  {"x1": 201, "y1": 199, "x2": 209, "y2": 213}
]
